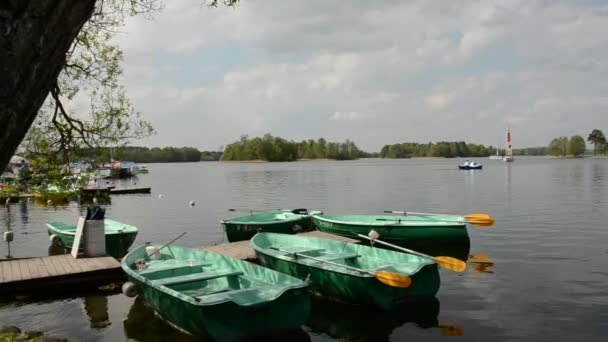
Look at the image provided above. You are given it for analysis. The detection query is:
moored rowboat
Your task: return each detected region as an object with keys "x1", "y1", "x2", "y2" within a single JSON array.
[
  {"x1": 312, "y1": 212, "x2": 468, "y2": 244},
  {"x1": 221, "y1": 209, "x2": 318, "y2": 242},
  {"x1": 46, "y1": 219, "x2": 138, "y2": 258},
  {"x1": 251, "y1": 232, "x2": 440, "y2": 310},
  {"x1": 121, "y1": 244, "x2": 310, "y2": 341}
]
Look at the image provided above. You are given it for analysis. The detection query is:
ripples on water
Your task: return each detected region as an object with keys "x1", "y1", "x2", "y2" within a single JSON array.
[{"x1": 1, "y1": 157, "x2": 607, "y2": 341}]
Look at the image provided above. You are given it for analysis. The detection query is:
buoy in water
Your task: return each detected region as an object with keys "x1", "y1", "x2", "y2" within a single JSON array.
[
  {"x1": 122, "y1": 282, "x2": 137, "y2": 298},
  {"x1": 189, "y1": 201, "x2": 195, "y2": 207},
  {"x1": 158, "y1": 194, "x2": 163, "y2": 199}
]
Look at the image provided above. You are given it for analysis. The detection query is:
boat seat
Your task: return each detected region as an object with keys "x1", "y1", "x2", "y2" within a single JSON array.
[
  {"x1": 151, "y1": 270, "x2": 243, "y2": 286},
  {"x1": 271, "y1": 246, "x2": 326, "y2": 254},
  {"x1": 195, "y1": 285, "x2": 286, "y2": 306},
  {"x1": 316, "y1": 252, "x2": 360, "y2": 261},
  {"x1": 138, "y1": 262, "x2": 212, "y2": 276}
]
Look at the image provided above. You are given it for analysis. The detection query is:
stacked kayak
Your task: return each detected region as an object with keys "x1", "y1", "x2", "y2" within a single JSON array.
[
  {"x1": 221, "y1": 209, "x2": 318, "y2": 242},
  {"x1": 121, "y1": 244, "x2": 310, "y2": 341},
  {"x1": 311, "y1": 212, "x2": 468, "y2": 243},
  {"x1": 251, "y1": 232, "x2": 439, "y2": 310}
]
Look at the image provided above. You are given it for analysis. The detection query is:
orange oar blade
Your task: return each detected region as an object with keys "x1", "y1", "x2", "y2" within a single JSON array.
[
  {"x1": 433, "y1": 256, "x2": 467, "y2": 272},
  {"x1": 467, "y1": 218, "x2": 495, "y2": 227},
  {"x1": 374, "y1": 271, "x2": 412, "y2": 288},
  {"x1": 464, "y1": 213, "x2": 491, "y2": 220}
]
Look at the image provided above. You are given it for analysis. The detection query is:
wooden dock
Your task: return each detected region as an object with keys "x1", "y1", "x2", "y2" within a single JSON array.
[
  {"x1": 200, "y1": 231, "x2": 359, "y2": 261},
  {"x1": 110, "y1": 187, "x2": 152, "y2": 195},
  {"x1": 0, "y1": 254, "x2": 124, "y2": 296}
]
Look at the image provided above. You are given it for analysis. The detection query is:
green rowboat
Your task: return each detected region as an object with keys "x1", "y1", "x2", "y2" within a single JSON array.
[
  {"x1": 312, "y1": 213, "x2": 468, "y2": 243},
  {"x1": 251, "y1": 232, "x2": 440, "y2": 310},
  {"x1": 46, "y1": 219, "x2": 138, "y2": 258},
  {"x1": 221, "y1": 209, "x2": 317, "y2": 242},
  {"x1": 121, "y1": 244, "x2": 310, "y2": 340}
]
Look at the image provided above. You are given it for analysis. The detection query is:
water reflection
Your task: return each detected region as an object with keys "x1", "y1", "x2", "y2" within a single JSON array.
[
  {"x1": 82, "y1": 296, "x2": 110, "y2": 329},
  {"x1": 306, "y1": 296, "x2": 441, "y2": 340},
  {"x1": 467, "y1": 253, "x2": 495, "y2": 274},
  {"x1": 19, "y1": 201, "x2": 28, "y2": 224},
  {"x1": 123, "y1": 297, "x2": 310, "y2": 342}
]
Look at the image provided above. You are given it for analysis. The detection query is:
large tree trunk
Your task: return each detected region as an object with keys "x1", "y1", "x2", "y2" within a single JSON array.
[{"x1": 0, "y1": 0, "x2": 96, "y2": 172}]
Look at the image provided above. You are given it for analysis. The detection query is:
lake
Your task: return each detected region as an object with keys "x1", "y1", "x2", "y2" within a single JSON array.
[{"x1": 1, "y1": 157, "x2": 607, "y2": 341}]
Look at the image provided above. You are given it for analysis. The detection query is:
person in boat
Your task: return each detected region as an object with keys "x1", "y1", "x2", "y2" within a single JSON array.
[{"x1": 463, "y1": 160, "x2": 470, "y2": 166}]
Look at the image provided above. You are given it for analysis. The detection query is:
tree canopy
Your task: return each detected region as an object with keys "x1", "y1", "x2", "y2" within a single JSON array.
[
  {"x1": 379, "y1": 141, "x2": 496, "y2": 158},
  {"x1": 567, "y1": 135, "x2": 586, "y2": 157},
  {"x1": 0, "y1": 0, "x2": 240, "y2": 173},
  {"x1": 587, "y1": 129, "x2": 606, "y2": 155},
  {"x1": 221, "y1": 134, "x2": 364, "y2": 161}
]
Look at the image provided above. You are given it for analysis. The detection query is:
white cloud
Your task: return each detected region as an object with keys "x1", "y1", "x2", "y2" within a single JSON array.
[
  {"x1": 113, "y1": 0, "x2": 608, "y2": 151},
  {"x1": 330, "y1": 111, "x2": 366, "y2": 121}
]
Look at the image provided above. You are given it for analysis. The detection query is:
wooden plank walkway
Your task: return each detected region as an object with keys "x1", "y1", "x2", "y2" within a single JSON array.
[
  {"x1": 200, "y1": 231, "x2": 359, "y2": 261},
  {"x1": 0, "y1": 254, "x2": 124, "y2": 296}
]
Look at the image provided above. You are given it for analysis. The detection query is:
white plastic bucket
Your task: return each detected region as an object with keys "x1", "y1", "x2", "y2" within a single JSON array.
[{"x1": 146, "y1": 245, "x2": 161, "y2": 260}]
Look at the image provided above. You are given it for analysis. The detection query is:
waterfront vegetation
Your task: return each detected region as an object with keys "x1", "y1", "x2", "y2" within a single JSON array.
[
  {"x1": 76, "y1": 146, "x2": 217, "y2": 163},
  {"x1": 221, "y1": 135, "x2": 367, "y2": 161},
  {"x1": 379, "y1": 141, "x2": 497, "y2": 158},
  {"x1": 546, "y1": 129, "x2": 607, "y2": 157}
]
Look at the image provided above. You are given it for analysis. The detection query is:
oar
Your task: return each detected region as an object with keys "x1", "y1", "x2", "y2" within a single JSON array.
[
  {"x1": 270, "y1": 246, "x2": 412, "y2": 288},
  {"x1": 376, "y1": 216, "x2": 494, "y2": 227},
  {"x1": 357, "y1": 231, "x2": 467, "y2": 272},
  {"x1": 383, "y1": 210, "x2": 495, "y2": 227},
  {"x1": 145, "y1": 232, "x2": 187, "y2": 260}
]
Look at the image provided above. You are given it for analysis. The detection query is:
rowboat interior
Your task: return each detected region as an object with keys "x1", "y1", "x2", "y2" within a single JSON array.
[{"x1": 133, "y1": 253, "x2": 294, "y2": 306}]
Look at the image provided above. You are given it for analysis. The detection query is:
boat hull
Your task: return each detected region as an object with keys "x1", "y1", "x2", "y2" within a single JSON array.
[
  {"x1": 223, "y1": 211, "x2": 314, "y2": 242},
  {"x1": 121, "y1": 244, "x2": 311, "y2": 341},
  {"x1": 127, "y1": 274, "x2": 310, "y2": 340},
  {"x1": 255, "y1": 253, "x2": 438, "y2": 310},
  {"x1": 312, "y1": 215, "x2": 468, "y2": 244},
  {"x1": 47, "y1": 223, "x2": 137, "y2": 258},
  {"x1": 458, "y1": 165, "x2": 482, "y2": 170},
  {"x1": 251, "y1": 233, "x2": 440, "y2": 310}
]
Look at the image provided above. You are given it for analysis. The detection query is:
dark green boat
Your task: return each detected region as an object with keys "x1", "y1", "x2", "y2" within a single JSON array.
[
  {"x1": 221, "y1": 209, "x2": 317, "y2": 242},
  {"x1": 121, "y1": 243, "x2": 311, "y2": 341},
  {"x1": 46, "y1": 219, "x2": 138, "y2": 258},
  {"x1": 312, "y1": 213, "x2": 468, "y2": 243},
  {"x1": 251, "y1": 232, "x2": 440, "y2": 310}
]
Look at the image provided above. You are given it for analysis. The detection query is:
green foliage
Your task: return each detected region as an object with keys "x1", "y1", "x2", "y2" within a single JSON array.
[
  {"x1": 77, "y1": 146, "x2": 212, "y2": 163},
  {"x1": 380, "y1": 141, "x2": 494, "y2": 158},
  {"x1": 512, "y1": 147, "x2": 547, "y2": 155},
  {"x1": 221, "y1": 135, "x2": 363, "y2": 161},
  {"x1": 567, "y1": 135, "x2": 586, "y2": 156},
  {"x1": 0, "y1": 183, "x2": 20, "y2": 198},
  {"x1": 548, "y1": 136, "x2": 569, "y2": 156},
  {"x1": 20, "y1": 1, "x2": 160, "y2": 166},
  {"x1": 587, "y1": 129, "x2": 606, "y2": 155}
]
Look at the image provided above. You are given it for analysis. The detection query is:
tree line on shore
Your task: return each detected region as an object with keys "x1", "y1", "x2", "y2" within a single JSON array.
[
  {"x1": 37, "y1": 128, "x2": 605, "y2": 164},
  {"x1": 74, "y1": 147, "x2": 221, "y2": 163},
  {"x1": 379, "y1": 141, "x2": 498, "y2": 158},
  {"x1": 221, "y1": 134, "x2": 369, "y2": 161},
  {"x1": 547, "y1": 129, "x2": 606, "y2": 157}
]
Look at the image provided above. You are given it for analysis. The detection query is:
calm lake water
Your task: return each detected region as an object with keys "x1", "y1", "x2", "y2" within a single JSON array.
[{"x1": 1, "y1": 158, "x2": 607, "y2": 341}]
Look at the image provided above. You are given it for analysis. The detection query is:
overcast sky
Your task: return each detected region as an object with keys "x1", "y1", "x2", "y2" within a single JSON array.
[{"x1": 113, "y1": 0, "x2": 608, "y2": 152}]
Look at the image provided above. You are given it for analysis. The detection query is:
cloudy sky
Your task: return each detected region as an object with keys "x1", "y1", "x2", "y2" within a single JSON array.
[{"x1": 113, "y1": 0, "x2": 608, "y2": 152}]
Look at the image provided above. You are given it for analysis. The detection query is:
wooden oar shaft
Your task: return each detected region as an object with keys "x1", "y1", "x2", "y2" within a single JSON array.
[
  {"x1": 356, "y1": 234, "x2": 431, "y2": 259},
  {"x1": 146, "y1": 232, "x2": 187, "y2": 259},
  {"x1": 384, "y1": 210, "x2": 459, "y2": 217},
  {"x1": 270, "y1": 246, "x2": 369, "y2": 275}
]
